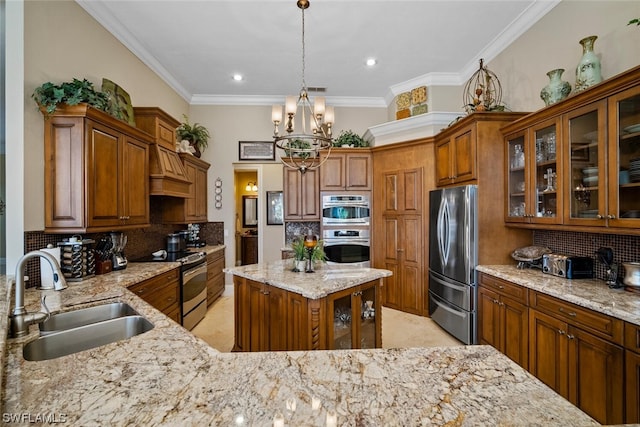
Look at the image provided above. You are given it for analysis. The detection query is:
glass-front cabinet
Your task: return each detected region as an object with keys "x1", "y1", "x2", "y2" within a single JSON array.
[
  {"x1": 327, "y1": 281, "x2": 379, "y2": 349},
  {"x1": 503, "y1": 65, "x2": 640, "y2": 234},
  {"x1": 506, "y1": 118, "x2": 561, "y2": 224},
  {"x1": 563, "y1": 101, "x2": 607, "y2": 226},
  {"x1": 607, "y1": 85, "x2": 640, "y2": 227}
]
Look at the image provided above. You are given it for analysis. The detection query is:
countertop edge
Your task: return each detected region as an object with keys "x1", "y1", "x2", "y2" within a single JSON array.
[{"x1": 477, "y1": 264, "x2": 640, "y2": 326}]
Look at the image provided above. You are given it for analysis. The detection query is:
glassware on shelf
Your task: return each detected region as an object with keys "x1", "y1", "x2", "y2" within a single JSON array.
[
  {"x1": 512, "y1": 144, "x2": 525, "y2": 169},
  {"x1": 545, "y1": 134, "x2": 556, "y2": 160}
]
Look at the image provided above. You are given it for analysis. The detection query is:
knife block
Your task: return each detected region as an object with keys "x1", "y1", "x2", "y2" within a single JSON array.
[{"x1": 95, "y1": 259, "x2": 113, "y2": 275}]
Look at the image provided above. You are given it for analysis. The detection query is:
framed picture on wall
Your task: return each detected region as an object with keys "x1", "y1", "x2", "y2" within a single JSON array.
[
  {"x1": 239, "y1": 141, "x2": 275, "y2": 161},
  {"x1": 266, "y1": 191, "x2": 283, "y2": 225}
]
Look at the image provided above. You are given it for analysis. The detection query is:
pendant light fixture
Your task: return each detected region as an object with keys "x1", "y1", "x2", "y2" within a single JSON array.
[{"x1": 271, "y1": 0, "x2": 333, "y2": 174}]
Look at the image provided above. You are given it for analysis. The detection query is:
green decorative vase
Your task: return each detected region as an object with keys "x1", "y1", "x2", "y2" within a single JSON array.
[
  {"x1": 540, "y1": 68, "x2": 572, "y2": 106},
  {"x1": 575, "y1": 35, "x2": 602, "y2": 93}
]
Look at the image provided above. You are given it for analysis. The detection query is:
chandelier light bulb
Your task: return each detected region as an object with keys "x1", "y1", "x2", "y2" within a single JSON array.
[
  {"x1": 271, "y1": 105, "x2": 283, "y2": 123},
  {"x1": 314, "y1": 96, "x2": 325, "y2": 117}
]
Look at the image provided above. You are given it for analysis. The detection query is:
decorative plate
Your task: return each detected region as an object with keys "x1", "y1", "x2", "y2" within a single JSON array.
[
  {"x1": 411, "y1": 86, "x2": 427, "y2": 105},
  {"x1": 101, "y1": 78, "x2": 136, "y2": 126},
  {"x1": 396, "y1": 92, "x2": 411, "y2": 110},
  {"x1": 511, "y1": 245, "x2": 552, "y2": 262}
]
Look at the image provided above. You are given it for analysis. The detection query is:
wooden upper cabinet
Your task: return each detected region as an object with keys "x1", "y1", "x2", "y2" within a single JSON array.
[
  {"x1": 320, "y1": 149, "x2": 372, "y2": 191},
  {"x1": 134, "y1": 107, "x2": 180, "y2": 150},
  {"x1": 162, "y1": 154, "x2": 210, "y2": 224},
  {"x1": 435, "y1": 124, "x2": 476, "y2": 186},
  {"x1": 435, "y1": 112, "x2": 526, "y2": 188},
  {"x1": 501, "y1": 65, "x2": 640, "y2": 235},
  {"x1": 43, "y1": 104, "x2": 151, "y2": 233},
  {"x1": 283, "y1": 166, "x2": 320, "y2": 220}
]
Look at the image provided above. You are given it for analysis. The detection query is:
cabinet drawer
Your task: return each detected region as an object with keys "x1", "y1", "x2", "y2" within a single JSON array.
[
  {"x1": 626, "y1": 322, "x2": 640, "y2": 353},
  {"x1": 531, "y1": 291, "x2": 623, "y2": 344},
  {"x1": 128, "y1": 269, "x2": 180, "y2": 313},
  {"x1": 479, "y1": 273, "x2": 528, "y2": 304}
]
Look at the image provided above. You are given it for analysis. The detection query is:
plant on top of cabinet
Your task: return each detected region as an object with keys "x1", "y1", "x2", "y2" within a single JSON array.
[
  {"x1": 32, "y1": 78, "x2": 109, "y2": 115},
  {"x1": 176, "y1": 115, "x2": 210, "y2": 158},
  {"x1": 334, "y1": 130, "x2": 369, "y2": 147}
]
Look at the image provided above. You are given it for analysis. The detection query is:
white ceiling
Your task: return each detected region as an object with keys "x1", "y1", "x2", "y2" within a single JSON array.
[{"x1": 77, "y1": 0, "x2": 559, "y2": 107}]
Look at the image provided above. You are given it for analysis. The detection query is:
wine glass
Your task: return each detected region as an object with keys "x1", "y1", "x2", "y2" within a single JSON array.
[{"x1": 303, "y1": 233, "x2": 317, "y2": 273}]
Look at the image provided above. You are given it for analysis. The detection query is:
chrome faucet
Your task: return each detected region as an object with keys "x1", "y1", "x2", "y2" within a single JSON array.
[{"x1": 9, "y1": 250, "x2": 67, "y2": 337}]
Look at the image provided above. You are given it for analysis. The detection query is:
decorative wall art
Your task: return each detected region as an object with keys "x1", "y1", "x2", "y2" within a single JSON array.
[
  {"x1": 239, "y1": 141, "x2": 276, "y2": 161},
  {"x1": 214, "y1": 177, "x2": 223, "y2": 209},
  {"x1": 266, "y1": 191, "x2": 284, "y2": 225},
  {"x1": 101, "y1": 78, "x2": 136, "y2": 126}
]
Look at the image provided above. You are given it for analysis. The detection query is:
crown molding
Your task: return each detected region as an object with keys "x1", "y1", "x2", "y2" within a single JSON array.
[
  {"x1": 76, "y1": 0, "x2": 193, "y2": 102},
  {"x1": 363, "y1": 111, "x2": 462, "y2": 146},
  {"x1": 190, "y1": 94, "x2": 387, "y2": 108}
]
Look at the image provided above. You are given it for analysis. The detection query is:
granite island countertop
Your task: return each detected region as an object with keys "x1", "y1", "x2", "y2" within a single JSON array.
[
  {"x1": 0, "y1": 252, "x2": 597, "y2": 425},
  {"x1": 477, "y1": 265, "x2": 640, "y2": 326},
  {"x1": 224, "y1": 260, "x2": 392, "y2": 299}
]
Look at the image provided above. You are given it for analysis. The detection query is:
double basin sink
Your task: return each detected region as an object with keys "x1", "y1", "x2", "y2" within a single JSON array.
[{"x1": 23, "y1": 302, "x2": 154, "y2": 361}]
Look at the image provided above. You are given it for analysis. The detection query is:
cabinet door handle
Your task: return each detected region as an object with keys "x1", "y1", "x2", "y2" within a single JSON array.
[
  {"x1": 493, "y1": 299, "x2": 499, "y2": 304},
  {"x1": 558, "y1": 329, "x2": 565, "y2": 335},
  {"x1": 567, "y1": 334, "x2": 575, "y2": 340},
  {"x1": 559, "y1": 307, "x2": 577, "y2": 317},
  {"x1": 607, "y1": 214, "x2": 616, "y2": 219},
  {"x1": 397, "y1": 248, "x2": 404, "y2": 252}
]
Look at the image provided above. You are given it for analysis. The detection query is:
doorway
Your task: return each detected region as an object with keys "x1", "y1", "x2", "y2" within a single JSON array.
[{"x1": 234, "y1": 169, "x2": 258, "y2": 266}]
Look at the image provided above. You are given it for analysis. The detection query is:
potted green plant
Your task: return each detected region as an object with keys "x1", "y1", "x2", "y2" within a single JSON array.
[
  {"x1": 284, "y1": 138, "x2": 312, "y2": 159},
  {"x1": 290, "y1": 237, "x2": 307, "y2": 272},
  {"x1": 333, "y1": 130, "x2": 368, "y2": 148},
  {"x1": 176, "y1": 114, "x2": 211, "y2": 158},
  {"x1": 310, "y1": 239, "x2": 328, "y2": 265},
  {"x1": 32, "y1": 78, "x2": 110, "y2": 115}
]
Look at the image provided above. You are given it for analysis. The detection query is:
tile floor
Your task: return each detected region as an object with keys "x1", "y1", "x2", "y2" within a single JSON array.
[{"x1": 192, "y1": 287, "x2": 463, "y2": 352}]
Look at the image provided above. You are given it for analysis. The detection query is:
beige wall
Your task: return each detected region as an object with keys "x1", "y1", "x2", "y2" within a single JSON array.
[
  {"x1": 487, "y1": 1, "x2": 640, "y2": 112},
  {"x1": 23, "y1": 1, "x2": 189, "y2": 231}
]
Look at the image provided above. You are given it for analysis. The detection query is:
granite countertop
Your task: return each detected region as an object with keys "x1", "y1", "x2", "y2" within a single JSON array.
[
  {"x1": 0, "y1": 250, "x2": 597, "y2": 426},
  {"x1": 477, "y1": 265, "x2": 640, "y2": 326},
  {"x1": 224, "y1": 260, "x2": 392, "y2": 299}
]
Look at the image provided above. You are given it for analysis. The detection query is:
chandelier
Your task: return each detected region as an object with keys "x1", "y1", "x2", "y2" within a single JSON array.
[{"x1": 271, "y1": 0, "x2": 333, "y2": 174}]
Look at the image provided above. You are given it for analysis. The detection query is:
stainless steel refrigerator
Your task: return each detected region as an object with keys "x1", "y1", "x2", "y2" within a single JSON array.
[{"x1": 428, "y1": 185, "x2": 478, "y2": 344}]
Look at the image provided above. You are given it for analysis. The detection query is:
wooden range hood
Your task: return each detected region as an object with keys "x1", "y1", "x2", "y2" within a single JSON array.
[
  {"x1": 134, "y1": 107, "x2": 190, "y2": 198},
  {"x1": 148, "y1": 144, "x2": 191, "y2": 198}
]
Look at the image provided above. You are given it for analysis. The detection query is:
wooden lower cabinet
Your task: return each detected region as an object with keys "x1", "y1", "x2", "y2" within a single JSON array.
[
  {"x1": 479, "y1": 273, "x2": 631, "y2": 424},
  {"x1": 128, "y1": 268, "x2": 180, "y2": 322},
  {"x1": 529, "y1": 308, "x2": 624, "y2": 425},
  {"x1": 477, "y1": 273, "x2": 528, "y2": 369},
  {"x1": 233, "y1": 276, "x2": 381, "y2": 352},
  {"x1": 625, "y1": 322, "x2": 640, "y2": 423},
  {"x1": 206, "y1": 250, "x2": 225, "y2": 306}
]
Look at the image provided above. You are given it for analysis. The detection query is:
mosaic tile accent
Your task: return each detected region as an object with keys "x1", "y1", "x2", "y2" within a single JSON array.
[
  {"x1": 412, "y1": 104, "x2": 428, "y2": 116},
  {"x1": 533, "y1": 230, "x2": 640, "y2": 282},
  {"x1": 284, "y1": 221, "x2": 320, "y2": 245}
]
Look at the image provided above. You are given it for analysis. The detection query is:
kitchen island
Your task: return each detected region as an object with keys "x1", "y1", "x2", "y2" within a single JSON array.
[
  {"x1": 0, "y1": 263, "x2": 598, "y2": 426},
  {"x1": 225, "y1": 261, "x2": 392, "y2": 351}
]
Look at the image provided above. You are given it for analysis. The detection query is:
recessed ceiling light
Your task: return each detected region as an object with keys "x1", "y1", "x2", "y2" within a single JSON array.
[
  {"x1": 232, "y1": 74, "x2": 243, "y2": 81},
  {"x1": 365, "y1": 58, "x2": 377, "y2": 67}
]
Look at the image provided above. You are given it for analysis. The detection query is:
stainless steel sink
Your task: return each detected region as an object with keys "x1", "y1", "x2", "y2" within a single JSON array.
[
  {"x1": 39, "y1": 302, "x2": 140, "y2": 335},
  {"x1": 23, "y1": 316, "x2": 154, "y2": 361}
]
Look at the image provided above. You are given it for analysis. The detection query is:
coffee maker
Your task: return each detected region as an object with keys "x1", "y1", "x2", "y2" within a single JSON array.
[{"x1": 110, "y1": 232, "x2": 128, "y2": 270}]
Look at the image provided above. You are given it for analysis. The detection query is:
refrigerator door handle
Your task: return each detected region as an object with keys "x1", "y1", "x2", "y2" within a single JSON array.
[{"x1": 437, "y1": 197, "x2": 450, "y2": 266}]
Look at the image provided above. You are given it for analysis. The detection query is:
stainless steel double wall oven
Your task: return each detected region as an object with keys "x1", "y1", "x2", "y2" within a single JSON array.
[{"x1": 321, "y1": 193, "x2": 371, "y2": 267}]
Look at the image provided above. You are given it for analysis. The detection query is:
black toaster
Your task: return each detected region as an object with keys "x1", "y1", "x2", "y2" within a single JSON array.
[{"x1": 542, "y1": 254, "x2": 594, "y2": 279}]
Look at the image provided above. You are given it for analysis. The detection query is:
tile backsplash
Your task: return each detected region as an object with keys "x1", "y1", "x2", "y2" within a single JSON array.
[
  {"x1": 22, "y1": 220, "x2": 223, "y2": 288},
  {"x1": 533, "y1": 230, "x2": 640, "y2": 282}
]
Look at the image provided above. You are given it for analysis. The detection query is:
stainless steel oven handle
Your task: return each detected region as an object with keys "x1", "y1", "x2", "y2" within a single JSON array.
[
  {"x1": 183, "y1": 263, "x2": 207, "y2": 283},
  {"x1": 324, "y1": 239, "x2": 370, "y2": 246}
]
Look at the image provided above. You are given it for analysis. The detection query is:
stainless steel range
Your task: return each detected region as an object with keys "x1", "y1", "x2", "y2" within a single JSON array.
[{"x1": 135, "y1": 250, "x2": 208, "y2": 330}]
